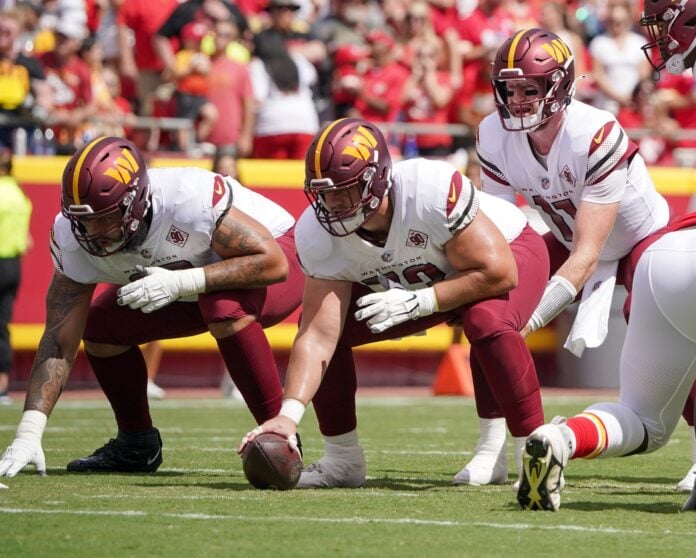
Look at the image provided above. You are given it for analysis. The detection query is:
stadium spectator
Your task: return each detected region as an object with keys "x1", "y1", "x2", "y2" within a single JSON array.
[
  {"x1": 0, "y1": 8, "x2": 51, "y2": 150},
  {"x1": 116, "y1": 0, "x2": 178, "y2": 116},
  {"x1": 401, "y1": 37, "x2": 454, "y2": 157},
  {"x1": 331, "y1": 43, "x2": 368, "y2": 118},
  {"x1": 0, "y1": 136, "x2": 304, "y2": 476},
  {"x1": 241, "y1": 117, "x2": 550, "y2": 489},
  {"x1": 350, "y1": 29, "x2": 408, "y2": 124},
  {"x1": 172, "y1": 20, "x2": 218, "y2": 151},
  {"x1": 78, "y1": 37, "x2": 136, "y2": 144},
  {"x1": 249, "y1": 32, "x2": 319, "y2": 159},
  {"x1": 0, "y1": 147, "x2": 31, "y2": 405},
  {"x1": 38, "y1": 17, "x2": 94, "y2": 154},
  {"x1": 154, "y1": 0, "x2": 248, "y2": 84},
  {"x1": 207, "y1": 17, "x2": 254, "y2": 157},
  {"x1": 312, "y1": 0, "x2": 371, "y2": 51},
  {"x1": 588, "y1": 2, "x2": 651, "y2": 115}
]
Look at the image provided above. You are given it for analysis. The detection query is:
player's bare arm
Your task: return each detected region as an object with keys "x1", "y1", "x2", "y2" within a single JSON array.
[
  {"x1": 438, "y1": 211, "x2": 517, "y2": 311},
  {"x1": 25, "y1": 272, "x2": 94, "y2": 417},
  {"x1": 208, "y1": 206, "x2": 289, "y2": 289},
  {"x1": 554, "y1": 200, "x2": 619, "y2": 292},
  {"x1": 284, "y1": 276, "x2": 352, "y2": 406}
]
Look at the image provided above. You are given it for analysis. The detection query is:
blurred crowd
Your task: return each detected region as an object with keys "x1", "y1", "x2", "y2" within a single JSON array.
[{"x1": 0, "y1": 0, "x2": 694, "y2": 166}]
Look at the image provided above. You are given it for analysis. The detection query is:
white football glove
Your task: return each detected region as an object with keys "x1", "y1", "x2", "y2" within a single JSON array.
[
  {"x1": 0, "y1": 411, "x2": 47, "y2": 477},
  {"x1": 354, "y1": 286, "x2": 439, "y2": 334},
  {"x1": 117, "y1": 265, "x2": 206, "y2": 313}
]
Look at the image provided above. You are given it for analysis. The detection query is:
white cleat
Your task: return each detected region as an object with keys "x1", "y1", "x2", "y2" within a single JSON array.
[
  {"x1": 517, "y1": 424, "x2": 569, "y2": 511},
  {"x1": 146, "y1": 381, "x2": 166, "y2": 400},
  {"x1": 453, "y1": 442, "x2": 508, "y2": 486},
  {"x1": 677, "y1": 463, "x2": 696, "y2": 492},
  {"x1": 297, "y1": 447, "x2": 366, "y2": 489}
]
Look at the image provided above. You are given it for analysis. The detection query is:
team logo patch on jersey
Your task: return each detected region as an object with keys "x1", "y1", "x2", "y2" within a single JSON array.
[
  {"x1": 446, "y1": 172, "x2": 463, "y2": 217},
  {"x1": 166, "y1": 225, "x2": 189, "y2": 248},
  {"x1": 406, "y1": 230, "x2": 429, "y2": 249},
  {"x1": 381, "y1": 250, "x2": 394, "y2": 263},
  {"x1": 212, "y1": 175, "x2": 226, "y2": 206},
  {"x1": 540, "y1": 177, "x2": 550, "y2": 190},
  {"x1": 560, "y1": 165, "x2": 576, "y2": 187}
]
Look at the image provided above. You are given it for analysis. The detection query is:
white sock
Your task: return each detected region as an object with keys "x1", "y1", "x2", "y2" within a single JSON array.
[
  {"x1": 323, "y1": 429, "x2": 362, "y2": 459},
  {"x1": 475, "y1": 417, "x2": 506, "y2": 452}
]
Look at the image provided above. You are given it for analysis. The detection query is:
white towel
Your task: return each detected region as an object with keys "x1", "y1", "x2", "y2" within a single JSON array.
[{"x1": 563, "y1": 260, "x2": 619, "y2": 357}]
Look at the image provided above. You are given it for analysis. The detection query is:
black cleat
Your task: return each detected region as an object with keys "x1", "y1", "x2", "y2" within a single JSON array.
[{"x1": 67, "y1": 428, "x2": 162, "y2": 473}]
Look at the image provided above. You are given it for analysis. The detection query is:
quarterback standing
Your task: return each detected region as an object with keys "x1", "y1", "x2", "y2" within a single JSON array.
[
  {"x1": 241, "y1": 117, "x2": 550, "y2": 489},
  {"x1": 484, "y1": 19, "x2": 696, "y2": 511},
  {"x1": 0, "y1": 136, "x2": 303, "y2": 476}
]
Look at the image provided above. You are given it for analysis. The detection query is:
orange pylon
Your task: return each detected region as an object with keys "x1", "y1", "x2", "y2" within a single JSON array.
[{"x1": 432, "y1": 343, "x2": 474, "y2": 396}]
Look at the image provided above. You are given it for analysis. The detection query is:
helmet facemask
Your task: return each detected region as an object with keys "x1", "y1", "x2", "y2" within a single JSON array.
[
  {"x1": 64, "y1": 180, "x2": 151, "y2": 257},
  {"x1": 305, "y1": 162, "x2": 389, "y2": 237},
  {"x1": 492, "y1": 67, "x2": 572, "y2": 132}
]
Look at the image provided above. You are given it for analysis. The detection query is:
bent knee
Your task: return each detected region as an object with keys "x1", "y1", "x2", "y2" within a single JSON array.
[
  {"x1": 461, "y1": 307, "x2": 516, "y2": 344},
  {"x1": 83, "y1": 341, "x2": 130, "y2": 358},
  {"x1": 208, "y1": 314, "x2": 258, "y2": 338}
]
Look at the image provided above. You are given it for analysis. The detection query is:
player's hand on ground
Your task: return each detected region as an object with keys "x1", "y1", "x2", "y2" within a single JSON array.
[
  {"x1": 238, "y1": 416, "x2": 299, "y2": 454},
  {"x1": 0, "y1": 437, "x2": 46, "y2": 477}
]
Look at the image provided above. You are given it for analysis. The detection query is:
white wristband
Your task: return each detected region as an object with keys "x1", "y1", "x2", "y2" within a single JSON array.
[
  {"x1": 279, "y1": 398, "x2": 306, "y2": 425},
  {"x1": 526, "y1": 274, "x2": 577, "y2": 333},
  {"x1": 415, "y1": 286, "x2": 439, "y2": 317},
  {"x1": 16, "y1": 410, "x2": 47, "y2": 441},
  {"x1": 177, "y1": 267, "x2": 206, "y2": 296}
]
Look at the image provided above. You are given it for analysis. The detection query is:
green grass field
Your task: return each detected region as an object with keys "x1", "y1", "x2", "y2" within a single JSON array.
[{"x1": 1, "y1": 393, "x2": 695, "y2": 557}]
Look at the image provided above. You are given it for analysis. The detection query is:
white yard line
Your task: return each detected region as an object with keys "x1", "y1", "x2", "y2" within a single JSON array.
[{"x1": 0, "y1": 507, "x2": 679, "y2": 535}]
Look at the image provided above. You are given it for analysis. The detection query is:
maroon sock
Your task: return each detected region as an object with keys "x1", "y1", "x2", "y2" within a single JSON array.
[
  {"x1": 471, "y1": 331, "x2": 544, "y2": 437},
  {"x1": 311, "y1": 344, "x2": 357, "y2": 437},
  {"x1": 86, "y1": 346, "x2": 152, "y2": 432},
  {"x1": 216, "y1": 321, "x2": 283, "y2": 424}
]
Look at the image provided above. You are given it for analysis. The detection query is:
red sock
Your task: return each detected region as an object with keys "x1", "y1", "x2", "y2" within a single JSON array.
[
  {"x1": 86, "y1": 346, "x2": 152, "y2": 432},
  {"x1": 567, "y1": 414, "x2": 607, "y2": 458},
  {"x1": 216, "y1": 321, "x2": 283, "y2": 424}
]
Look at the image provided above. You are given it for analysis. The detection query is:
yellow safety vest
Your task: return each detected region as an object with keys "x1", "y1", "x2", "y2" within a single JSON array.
[{"x1": 0, "y1": 176, "x2": 32, "y2": 258}]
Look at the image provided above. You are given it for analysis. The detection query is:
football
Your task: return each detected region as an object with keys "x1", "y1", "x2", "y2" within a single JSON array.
[{"x1": 242, "y1": 432, "x2": 303, "y2": 490}]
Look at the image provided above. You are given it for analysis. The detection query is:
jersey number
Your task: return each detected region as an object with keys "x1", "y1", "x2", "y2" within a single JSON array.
[
  {"x1": 531, "y1": 195, "x2": 577, "y2": 242},
  {"x1": 361, "y1": 263, "x2": 446, "y2": 289}
]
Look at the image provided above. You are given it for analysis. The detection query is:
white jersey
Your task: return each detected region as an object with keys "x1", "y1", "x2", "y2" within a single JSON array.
[
  {"x1": 477, "y1": 100, "x2": 670, "y2": 261},
  {"x1": 51, "y1": 167, "x2": 295, "y2": 285},
  {"x1": 296, "y1": 158, "x2": 527, "y2": 291}
]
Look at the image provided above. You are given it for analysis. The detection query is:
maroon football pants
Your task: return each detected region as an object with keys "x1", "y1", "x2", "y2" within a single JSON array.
[
  {"x1": 312, "y1": 225, "x2": 549, "y2": 438},
  {"x1": 82, "y1": 230, "x2": 304, "y2": 431}
]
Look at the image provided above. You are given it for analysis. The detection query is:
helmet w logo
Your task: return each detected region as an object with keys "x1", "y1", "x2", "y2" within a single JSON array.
[
  {"x1": 342, "y1": 126, "x2": 378, "y2": 161},
  {"x1": 541, "y1": 39, "x2": 571, "y2": 63},
  {"x1": 103, "y1": 149, "x2": 140, "y2": 184}
]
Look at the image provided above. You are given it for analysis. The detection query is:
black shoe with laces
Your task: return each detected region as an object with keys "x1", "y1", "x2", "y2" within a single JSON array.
[{"x1": 67, "y1": 428, "x2": 163, "y2": 473}]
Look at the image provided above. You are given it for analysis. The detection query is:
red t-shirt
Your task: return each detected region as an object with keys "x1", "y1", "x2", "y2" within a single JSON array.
[
  {"x1": 354, "y1": 62, "x2": 410, "y2": 123},
  {"x1": 207, "y1": 56, "x2": 253, "y2": 146},
  {"x1": 403, "y1": 70, "x2": 453, "y2": 149},
  {"x1": 117, "y1": 0, "x2": 179, "y2": 71}
]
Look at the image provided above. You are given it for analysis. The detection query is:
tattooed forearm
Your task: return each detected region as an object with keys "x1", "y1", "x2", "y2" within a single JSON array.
[
  {"x1": 23, "y1": 273, "x2": 93, "y2": 416},
  {"x1": 209, "y1": 212, "x2": 287, "y2": 290}
]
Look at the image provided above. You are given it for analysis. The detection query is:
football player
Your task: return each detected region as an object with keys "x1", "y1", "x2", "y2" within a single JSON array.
[
  {"x1": 477, "y1": 27, "x2": 696, "y2": 511},
  {"x1": 0, "y1": 136, "x2": 304, "y2": 476},
  {"x1": 240, "y1": 117, "x2": 551, "y2": 489},
  {"x1": 640, "y1": 0, "x2": 696, "y2": 78}
]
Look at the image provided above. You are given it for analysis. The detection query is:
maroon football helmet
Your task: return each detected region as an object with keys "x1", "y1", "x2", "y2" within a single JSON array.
[
  {"x1": 491, "y1": 28, "x2": 576, "y2": 131},
  {"x1": 61, "y1": 136, "x2": 150, "y2": 256},
  {"x1": 304, "y1": 118, "x2": 392, "y2": 236},
  {"x1": 640, "y1": 0, "x2": 696, "y2": 76}
]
